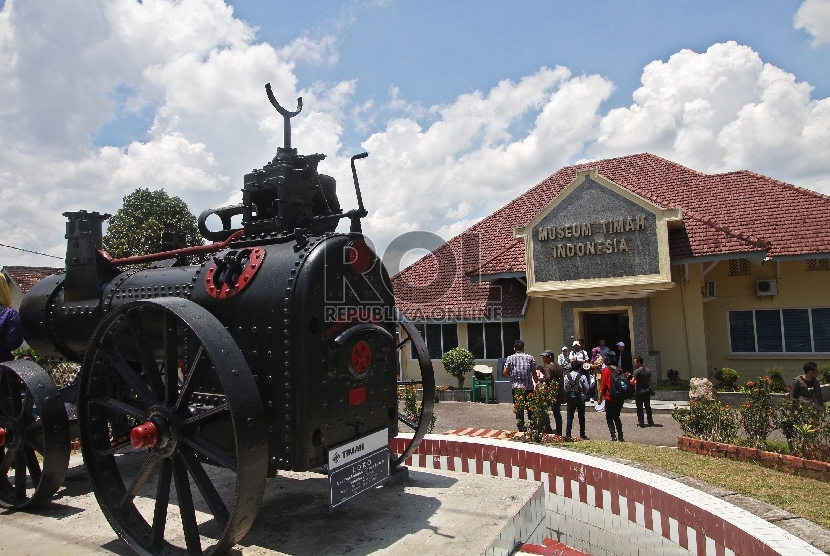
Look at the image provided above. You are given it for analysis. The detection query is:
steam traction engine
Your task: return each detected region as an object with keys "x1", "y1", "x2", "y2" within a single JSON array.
[{"x1": 0, "y1": 85, "x2": 435, "y2": 555}]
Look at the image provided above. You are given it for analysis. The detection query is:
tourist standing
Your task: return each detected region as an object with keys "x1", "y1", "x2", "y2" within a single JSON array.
[
  {"x1": 789, "y1": 362, "x2": 824, "y2": 410},
  {"x1": 600, "y1": 352, "x2": 625, "y2": 441},
  {"x1": 596, "y1": 339, "x2": 611, "y2": 358},
  {"x1": 563, "y1": 362, "x2": 590, "y2": 440},
  {"x1": 616, "y1": 341, "x2": 633, "y2": 373},
  {"x1": 503, "y1": 340, "x2": 536, "y2": 432},
  {"x1": 540, "y1": 350, "x2": 564, "y2": 436},
  {"x1": 557, "y1": 346, "x2": 570, "y2": 366},
  {"x1": 569, "y1": 340, "x2": 588, "y2": 366},
  {"x1": 632, "y1": 356, "x2": 654, "y2": 427}
]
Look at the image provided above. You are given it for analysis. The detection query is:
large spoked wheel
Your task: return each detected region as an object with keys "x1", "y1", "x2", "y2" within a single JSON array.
[
  {"x1": 392, "y1": 310, "x2": 435, "y2": 468},
  {"x1": 0, "y1": 359, "x2": 70, "y2": 509},
  {"x1": 79, "y1": 298, "x2": 267, "y2": 556}
]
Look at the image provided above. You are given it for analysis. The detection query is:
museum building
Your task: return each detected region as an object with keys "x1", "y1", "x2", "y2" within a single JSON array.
[{"x1": 393, "y1": 153, "x2": 830, "y2": 385}]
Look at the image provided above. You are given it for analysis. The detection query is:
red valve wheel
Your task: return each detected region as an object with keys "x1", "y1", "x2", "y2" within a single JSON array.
[
  {"x1": 0, "y1": 427, "x2": 5, "y2": 447},
  {"x1": 350, "y1": 340, "x2": 372, "y2": 374},
  {"x1": 130, "y1": 421, "x2": 158, "y2": 449}
]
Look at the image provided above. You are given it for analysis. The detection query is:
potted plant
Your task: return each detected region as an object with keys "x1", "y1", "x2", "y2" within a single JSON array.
[{"x1": 442, "y1": 347, "x2": 475, "y2": 389}]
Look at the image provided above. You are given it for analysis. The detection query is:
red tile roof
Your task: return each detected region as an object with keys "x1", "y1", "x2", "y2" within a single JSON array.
[
  {"x1": 2, "y1": 266, "x2": 63, "y2": 294},
  {"x1": 393, "y1": 153, "x2": 830, "y2": 319}
]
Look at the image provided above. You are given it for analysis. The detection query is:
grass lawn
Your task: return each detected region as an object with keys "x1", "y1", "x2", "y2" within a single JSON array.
[{"x1": 560, "y1": 440, "x2": 830, "y2": 530}]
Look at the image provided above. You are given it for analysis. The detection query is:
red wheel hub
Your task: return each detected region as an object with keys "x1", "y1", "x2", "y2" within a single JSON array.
[
  {"x1": 350, "y1": 340, "x2": 372, "y2": 374},
  {"x1": 0, "y1": 427, "x2": 5, "y2": 447},
  {"x1": 130, "y1": 421, "x2": 158, "y2": 449}
]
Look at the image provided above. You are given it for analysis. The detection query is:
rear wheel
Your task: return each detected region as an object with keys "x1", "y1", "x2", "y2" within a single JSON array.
[
  {"x1": 0, "y1": 359, "x2": 69, "y2": 509},
  {"x1": 79, "y1": 298, "x2": 267, "y2": 555},
  {"x1": 392, "y1": 311, "x2": 435, "y2": 468}
]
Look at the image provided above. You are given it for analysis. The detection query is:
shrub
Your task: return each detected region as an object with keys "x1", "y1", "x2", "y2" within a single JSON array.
[
  {"x1": 397, "y1": 385, "x2": 436, "y2": 433},
  {"x1": 666, "y1": 368, "x2": 681, "y2": 384},
  {"x1": 715, "y1": 367, "x2": 739, "y2": 390},
  {"x1": 739, "y1": 377, "x2": 776, "y2": 449},
  {"x1": 441, "y1": 347, "x2": 475, "y2": 389},
  {"x1": 765, "y1": 367, "x2": 789, "y2": 393},
  {"x1": 819, "y1": 364, "x2": 830, "y2": 385},
  {"x1": 775, "y1": 397, "x2": 825, "y2": 458},
  {"x1": 672, "y1": 401, "x2": 740, "y2": 444}
]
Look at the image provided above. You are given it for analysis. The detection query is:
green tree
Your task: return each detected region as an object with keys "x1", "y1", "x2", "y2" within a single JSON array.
[{"x1": 103, "y1": 188, "x2": 203, "y2": 259}]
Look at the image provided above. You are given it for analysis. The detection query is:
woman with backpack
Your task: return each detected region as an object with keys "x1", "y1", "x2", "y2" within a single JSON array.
[
  {"x1": 564, "y1": 361, "x2": 590, "y2": 440},
  {"x1": 600, "y1": 352, "x2": 629, "y2": 442}
]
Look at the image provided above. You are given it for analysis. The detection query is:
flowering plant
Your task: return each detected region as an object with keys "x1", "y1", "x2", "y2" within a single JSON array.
[
  {"x1": 739, "y1": 376, "x2": 776, "y2": 449},
  {"x1": 512, "y1": 387, "x2": 527, "y2": 432},
  {"x1": 525, "y1": 381, "x2": 558, "y2": 442},
  {"x1": 397, "y1": 385, "x2": 436, "y2": 433},
  {"x1": 672, "y1": 400, "x2": 739, "y2": 444}
]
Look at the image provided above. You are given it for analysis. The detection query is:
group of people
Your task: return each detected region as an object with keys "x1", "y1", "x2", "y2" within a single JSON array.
[{"x1": 502, "y1": 338, "x2": 655, "y2": 441}]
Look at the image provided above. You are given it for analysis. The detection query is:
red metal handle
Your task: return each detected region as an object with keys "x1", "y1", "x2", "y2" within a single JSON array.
[{"x1": 108, "y1": 230, "x2": 244, "y2": 267}]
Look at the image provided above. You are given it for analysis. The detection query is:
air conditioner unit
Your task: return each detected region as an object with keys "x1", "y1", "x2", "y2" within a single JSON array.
[
  {"x1": 704, "y1": 281, "x2": 716, "y2": 298},
  {"x1": 756, "y1": 279, "x2": 777, "y2": 296}
]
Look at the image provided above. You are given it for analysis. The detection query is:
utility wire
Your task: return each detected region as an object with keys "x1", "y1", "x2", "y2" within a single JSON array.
[{"x1": 0, "y1": 242, "x2": 63, "y2": 260}]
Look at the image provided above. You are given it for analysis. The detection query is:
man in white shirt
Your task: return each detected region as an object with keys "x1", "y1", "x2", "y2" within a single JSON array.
[
  {"x1": 557, "y1": 346, "x2": 570, "y2": 367},
  {"x1": 569, "y1": 340, "x2": 588, "y2": 366}
]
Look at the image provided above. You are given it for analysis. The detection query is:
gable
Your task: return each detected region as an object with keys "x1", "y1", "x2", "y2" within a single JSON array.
[
  {"x1": 531, "y1": 176, "x2": 660, "y2": 282},
  {"x1": 515, "y1": 169, "x2": 681, "y2": 299}
]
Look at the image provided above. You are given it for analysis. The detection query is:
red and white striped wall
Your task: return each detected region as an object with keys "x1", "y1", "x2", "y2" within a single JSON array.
[{"x1": 391, "y1": 434, "x2": 823, "y2": 556}]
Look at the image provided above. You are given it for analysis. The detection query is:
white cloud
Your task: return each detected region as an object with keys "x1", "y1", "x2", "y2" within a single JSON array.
[
  {"x1": 795, "y1": 0, "x2": 830, "y2": 45},
  {"x1": 1, "y1": 0, "x2": 828, "y2": 274},
  {"x1": 277, "y1": 35, "x2": 339, "y2": 66},
  {"x1": 590, "y1": 41, "x2": 830, "y2": 192},
  {"x1": 0, "y1": 0, "x2": 345, "y2": 265},
  {"x1": 357, "y1": 67, "x2": 615, "y2": 253}
]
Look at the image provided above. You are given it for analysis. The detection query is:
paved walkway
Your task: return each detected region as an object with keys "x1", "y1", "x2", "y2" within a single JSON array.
[{"x1": 432, "y1": 400, "x2": 683, "y2": 445}]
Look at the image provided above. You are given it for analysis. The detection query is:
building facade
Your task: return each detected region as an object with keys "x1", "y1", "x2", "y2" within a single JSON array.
[{"x1": 393, "y1": 154, "x2": 830, "y2": 385}]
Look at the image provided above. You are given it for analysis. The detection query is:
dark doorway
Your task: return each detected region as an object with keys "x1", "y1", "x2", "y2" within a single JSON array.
[{"x1": 584, "y1": 312, "x2": 631, "y2": 356}]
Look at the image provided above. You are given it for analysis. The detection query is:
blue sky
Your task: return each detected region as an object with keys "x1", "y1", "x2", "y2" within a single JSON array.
[{"x1": 1, "y1": 0, "x2": 829, "y2": 266}]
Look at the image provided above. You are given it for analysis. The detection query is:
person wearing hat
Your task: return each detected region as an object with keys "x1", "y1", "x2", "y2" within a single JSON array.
[
  {"x1": 539, "y1": 350, "x2": 565, "y2": 436},
  {"x1": 568, "y1": 340, "x2": 588, "y2": 367},
  {"x1": 557, "y1": 346, "x2": 570, "y2": 367},
  {"x1": 616, "y1": 341, "x2": 633, "y2": 374}
]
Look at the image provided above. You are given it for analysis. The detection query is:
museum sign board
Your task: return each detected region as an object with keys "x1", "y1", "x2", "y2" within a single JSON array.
[{"x1": 514, "y1": 169, "x2": 682, "y2": 300}]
